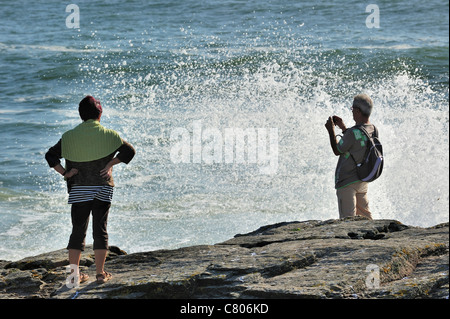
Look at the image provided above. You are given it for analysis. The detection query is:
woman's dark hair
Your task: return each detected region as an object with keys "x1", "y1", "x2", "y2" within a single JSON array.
[{"x1": 78, "y1": 96, "x2": 102, "y2": 121}]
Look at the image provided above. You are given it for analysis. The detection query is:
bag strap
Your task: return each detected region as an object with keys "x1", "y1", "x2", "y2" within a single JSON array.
[
  {"x1": 349, "y1": 124, "x2": 376, "y2": 165},
  {"x1": 358, "y1": 124, "x2": 377, "y2": 139}
]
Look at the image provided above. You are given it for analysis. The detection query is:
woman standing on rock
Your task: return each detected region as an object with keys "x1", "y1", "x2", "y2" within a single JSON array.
[{"x1": 45, "y1": 96, "x2": 135, "y2": 285}]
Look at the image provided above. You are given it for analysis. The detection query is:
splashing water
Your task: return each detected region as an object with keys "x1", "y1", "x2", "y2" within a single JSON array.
[
  {"x1": 61, "y1": 33, "x2": 448, "y2": 255},
  {"x1": 0, "y1": 1, "x2": 448, "y2": 260}
]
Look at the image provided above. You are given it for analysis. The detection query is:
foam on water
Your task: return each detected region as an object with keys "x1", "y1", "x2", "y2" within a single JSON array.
[
  {"x1": 2, "y1": 48, "x2": 448, "y2": 260},
  {"x1": 50, "y1": 35, "x2": 447, "y2": 256},
  {"x1": 0, "y1": 2, "x2": 448, "y2": 260}
]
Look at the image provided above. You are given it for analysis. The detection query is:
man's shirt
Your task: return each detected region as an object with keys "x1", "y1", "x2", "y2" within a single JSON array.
[{"x1": 335, "y1": 124, "x2": 374, "y2": 189}]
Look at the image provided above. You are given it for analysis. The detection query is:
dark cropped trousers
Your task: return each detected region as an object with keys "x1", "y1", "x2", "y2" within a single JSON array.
[{"x1": 67, "y1": 199, "x2": 111, "y2": 251}]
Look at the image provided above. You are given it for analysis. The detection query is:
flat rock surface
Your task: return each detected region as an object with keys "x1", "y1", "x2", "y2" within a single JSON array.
[{"x1": 1, "y1": 217, "x2": 448, "y2": 299}]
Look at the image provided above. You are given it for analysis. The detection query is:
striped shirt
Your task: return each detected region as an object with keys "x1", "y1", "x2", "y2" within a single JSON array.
[{"x1": 68, "y1": 185, "x2": 114, "y2": 204}]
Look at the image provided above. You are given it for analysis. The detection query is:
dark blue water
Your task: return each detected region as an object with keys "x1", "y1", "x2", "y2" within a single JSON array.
[{"x1": 0, "y1": 0, "x2": 448, "y2": 261}]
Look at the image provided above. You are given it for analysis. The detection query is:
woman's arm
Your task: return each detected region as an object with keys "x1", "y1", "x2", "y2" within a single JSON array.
[
  {"x1": 100, "y1": 157, "x2": 121, "y2": 180},
  {"x1": 99, "y1": 140, "x2": 135, "y2": 180},
  {"x1": 45, "y1": 139, "x2": 78, "y2": 178}
]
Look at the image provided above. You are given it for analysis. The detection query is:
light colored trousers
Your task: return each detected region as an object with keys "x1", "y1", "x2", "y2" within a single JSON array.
[{"x1": 336, "y1": 181, "x2": 372, "y2": 220}]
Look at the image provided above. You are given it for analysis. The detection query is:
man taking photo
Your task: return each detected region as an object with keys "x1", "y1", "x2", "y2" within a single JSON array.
[{"x1": 325, "y1": 94, "x2": 378, "y2": 220}]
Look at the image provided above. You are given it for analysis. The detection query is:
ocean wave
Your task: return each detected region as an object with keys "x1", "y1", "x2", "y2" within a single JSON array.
[
  {"x1": 0, "y1": 42, "x2": 113, "y2": 53},
  {"x1": 0, "y1": 0, "x2": 448, "y2": 262}
]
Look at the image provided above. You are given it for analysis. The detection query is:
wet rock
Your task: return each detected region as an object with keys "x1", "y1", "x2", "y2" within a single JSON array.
[{"x1": 0, "y1": 217, "x2": 448, "y2": 299}]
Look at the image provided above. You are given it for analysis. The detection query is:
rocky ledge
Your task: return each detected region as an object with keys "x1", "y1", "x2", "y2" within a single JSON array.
[{"x1": 0, "y1": 217, "x2": 448, "y2": 299}]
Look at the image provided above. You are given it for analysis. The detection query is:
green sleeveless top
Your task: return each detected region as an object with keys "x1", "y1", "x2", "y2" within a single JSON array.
[{"x1": 61, "y1": 119, "x2": 123, "y2": 162}]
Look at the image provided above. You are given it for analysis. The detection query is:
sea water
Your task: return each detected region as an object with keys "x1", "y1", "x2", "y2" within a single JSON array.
[{"x1": 0, "y1": 0, "x2": 448, "y2": 261}]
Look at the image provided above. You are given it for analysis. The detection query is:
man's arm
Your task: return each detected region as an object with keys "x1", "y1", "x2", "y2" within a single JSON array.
[{"x1": 325, "y1": 117, "x2": 341, "y2": 156}]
